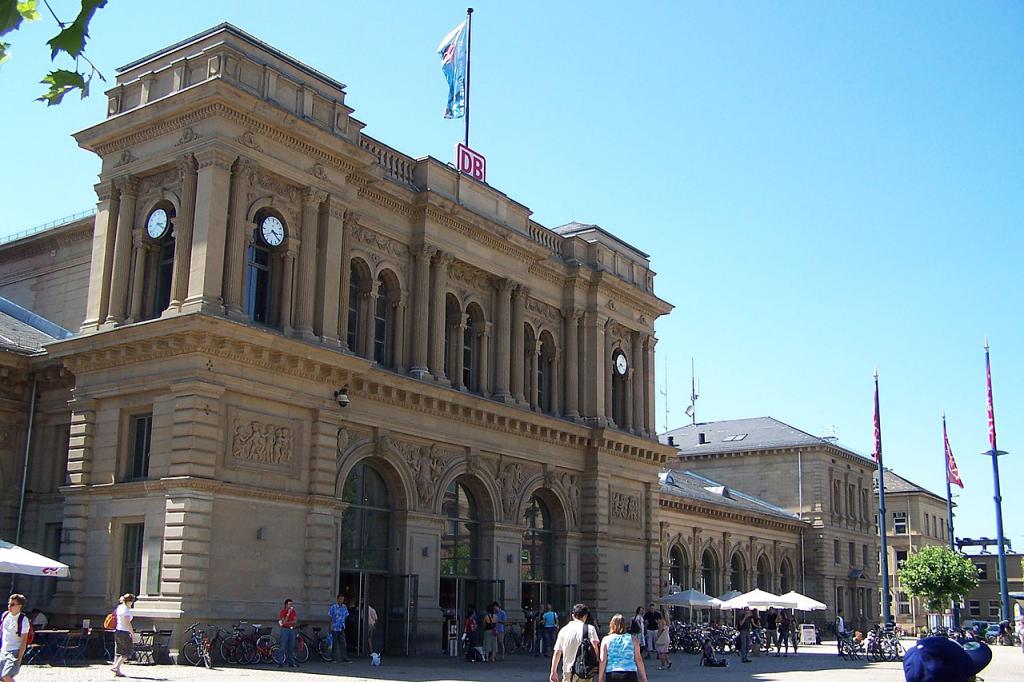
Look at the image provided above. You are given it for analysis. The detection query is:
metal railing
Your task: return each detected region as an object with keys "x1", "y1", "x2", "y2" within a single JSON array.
[{"x1": 0, "y1": 208, "x2": 95, "y2": 246}]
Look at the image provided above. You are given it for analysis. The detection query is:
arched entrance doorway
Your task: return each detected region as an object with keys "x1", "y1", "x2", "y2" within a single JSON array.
[
  {"x1": 438, "y1": 479, "x2": 484, "y2": 622},
  {"x1": 338, "y1": 461, "x2": 393, "y2": 655},
  {"x1": 521, "y1": 494, "x2": 553, "y2": 613},
  {"x1": 700, "y1": 549, "x2": 719, "y2": 596}
]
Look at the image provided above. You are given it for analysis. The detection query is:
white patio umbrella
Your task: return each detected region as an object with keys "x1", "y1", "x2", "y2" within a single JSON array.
[
  {"x1": 719, "y1": 588, "x2": 798, "y2": 610},
  {"x1": 659, "y1": 589, "x2": 722, "y2": 608},
  {"x1": 718, "y1": 590, "x2": 743, "y2": 603},
  {"x1": 779, "y1": 590, "x2": 827, "y2": 611},
  {"x1": 0, "y1": 539, "x2": 69, "y2": 577}
]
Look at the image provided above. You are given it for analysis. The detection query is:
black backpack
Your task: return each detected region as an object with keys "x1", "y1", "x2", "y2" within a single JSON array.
[{"x1": 570, "y1": 623, "x2": 599, "y2": 680}]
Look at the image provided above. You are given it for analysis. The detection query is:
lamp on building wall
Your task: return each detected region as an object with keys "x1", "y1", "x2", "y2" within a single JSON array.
[
  {"x1": 334, "y1": 386, "x2": 350, "y2": 408},
  {"x1": 624, "y1": 564, "x2": 631, "y2": 573},
  {"x1": 256, "y1": 527, "x2": 266, "y2": 541},
  {"x1": 507, "y1": 553, "x2": 514, "y2": 564},
  {"x1": 421, "y1": 546, "x2": 429, "y2": 558}
]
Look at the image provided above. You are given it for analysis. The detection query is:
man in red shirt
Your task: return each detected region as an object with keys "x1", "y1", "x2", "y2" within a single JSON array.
[{"x1": 277, "y1": 599, "x2": 299, "y2": 668}]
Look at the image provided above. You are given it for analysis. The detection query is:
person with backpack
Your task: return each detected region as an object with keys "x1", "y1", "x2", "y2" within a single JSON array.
[
  {"x1": 2, "y1": 594, "x2": 31, "y2": 682},
  {"x1": 549, "y1": 603, "x2": 599, "y2": 682},
  {"x1": 110, "y1": 593, "x2": 136, "y2": 678},
  {"x1": 598, "y1": 613, "x2": 647, "y2": 682},
  {"x1": 629, "y1": 607, "x2": 644, "y2": 649}
]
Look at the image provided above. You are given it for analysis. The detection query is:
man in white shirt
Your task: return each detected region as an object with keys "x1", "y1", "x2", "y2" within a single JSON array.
[
  {"x1": 549, "y1": 604, "x2": 599, "y2": 682},
  {"x1": 2, "y1": 594, "x2": 29, "y2": 682},
  {"x1": 366, "y1": 604, "x2": 378, "y2": 653}
]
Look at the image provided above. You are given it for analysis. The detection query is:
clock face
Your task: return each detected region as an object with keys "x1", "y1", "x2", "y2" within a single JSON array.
[
  {"x1": 260, "y1": 215, "x2": 285, "y2": 246},
  {"x1": 615, "y1": 353, "x2": 628, "y2": 376},
  {"x1": 146, "y1": 208, "x2": 168, "y2": 239}
]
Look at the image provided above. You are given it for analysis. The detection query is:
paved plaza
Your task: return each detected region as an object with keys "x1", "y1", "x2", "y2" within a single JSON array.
[{"x1": 12, "y1": 642, "x2": 1023, "y2": 682}]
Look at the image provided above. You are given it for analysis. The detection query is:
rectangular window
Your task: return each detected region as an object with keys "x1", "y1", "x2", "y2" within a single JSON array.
[
  {"x1": 893, "y1": 512, "x2": 907, "y2": 535},
  {"x1": 896, "y1": 550, "x2": 908, "y2": 566},
  {"x1": 862, "y1": 544, "x2": 869, "y2": 568},
  {"x1": 835, "y1": 587, "x2": 844, "y2": 614},
  {"x1": 969, "y1": 600, "x2": 980, "y2": 617},
  {"x1": 848, "y1": 542, "x2": 855, "y2": 566},
  {"x1": 128, "y1": 414, "x2": 153, "y2": 480},
  {"x1": 975, "y1": 563, "x2": 988, "y2": 580},
  {"x1": 834, "y1": 539, "x2": 841, "y2": 565},
  {"x1": 989, "y1": 600, "x2": 1000, "y2": 618},
  {"x1": 120, "y1": 523, "x2": 144, "y2": 595},
  {"x1": 898, "y1": 592, "x2": 911, "y2": 615}
]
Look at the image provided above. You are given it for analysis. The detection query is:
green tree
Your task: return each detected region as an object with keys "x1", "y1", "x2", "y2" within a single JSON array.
[
  {"x1": 0, "y1": 0, "x2": 108, "y2": 105},
  {"x1": 899, "y1": 545, "x2": 979, "y2": 613}
]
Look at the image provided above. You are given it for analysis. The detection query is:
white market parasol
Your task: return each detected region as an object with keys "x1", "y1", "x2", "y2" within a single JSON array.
[
  {"x1": 0, "y1": 539, "x2": 70, "y2": 577},
  {"x1": 719, "y1": 588, "x2": 798, "y2": 610},
  {"x1": 778, "y1": 590, "x2": 827, "y2": 611},
  {"x1": 659, "y1": 589, "x2": 722, "y2": 608}
]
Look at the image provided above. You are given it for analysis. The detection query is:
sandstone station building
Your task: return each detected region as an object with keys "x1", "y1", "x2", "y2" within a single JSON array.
[{"x1": 0, "y1": 24, "x2": 815, "y2": 651}]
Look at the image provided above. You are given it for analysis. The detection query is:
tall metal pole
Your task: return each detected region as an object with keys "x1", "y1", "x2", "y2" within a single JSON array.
[
  {"x1": 464, "y1": 8, "x2": 473, "y2": 147},
  {"x1": 982, "y1": 341, "x2": 1010, "y2": 622},
  {"x1": 11, "y1": 374, "x2": 37, "y2": 593},
  {"x1": 874, "y1": 371, "x2": 892, "y2": 625},
  {"x1": 943, "y1": 414, "x2": 960, "y2": 628}
]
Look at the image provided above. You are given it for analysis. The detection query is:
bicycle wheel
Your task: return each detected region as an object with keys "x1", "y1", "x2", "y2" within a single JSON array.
[
  {"x1": 241, "y1": 639, "x2": 259, "y2": 665},
  {"x1": 270, "y1": 644, "x2": 282, "y2": 665},
  {"x1": 182, "y1": 640, "x2": 200, "y2": 666},
  {"x1": 219, "y1": 638, "x2": 238, "y2": 664},
  {"x1": 295, "y1": 636, "x2": 311, "y2": 663},
  {"x1": 201, "y1": 639, "x2": 213, "y2": 669},
  {"x1": 317, "y1": 636, "x2": 334, "y2": 662},
  {"x1": 255, "y1": 635, "x2": 276, "y2": 663}
]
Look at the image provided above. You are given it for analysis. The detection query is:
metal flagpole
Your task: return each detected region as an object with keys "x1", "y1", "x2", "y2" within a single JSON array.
[
  {"x1": 464, "y1": 7, "x2": 473, "y2": 147},
  {"x1": 943, "y1": 414, "x2": 960, "y2": 628},
  {"x1": 982, "y1": 340, "x2": 1010, "y2": 622},
  {"x1": 874, "y1": 370, "x2": 893, "y2": 625}
]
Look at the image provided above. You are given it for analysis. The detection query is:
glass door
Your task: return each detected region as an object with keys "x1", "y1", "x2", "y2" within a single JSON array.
[
  {"x1": 339, "y1": 571, "x2": 391, "y2": 656},
  {"x1": 550, "y1": 584, "x2": 578, "y2": 625},
  {"x1": 387, "y1": 574, "x2": 419, "y2": 656}
]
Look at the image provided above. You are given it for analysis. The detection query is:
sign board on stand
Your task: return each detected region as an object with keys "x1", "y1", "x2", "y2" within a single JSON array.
[
  {"x1": 800, "y1": 623, "x2": 816, "y2": 645},
  {"x1": 455, "y1": 143, "x2": 486, "y2": 183}
]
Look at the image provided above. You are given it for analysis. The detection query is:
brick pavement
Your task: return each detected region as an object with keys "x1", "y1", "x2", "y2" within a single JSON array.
[{"x1": 13, "y1": 641, "x2": 1022, "y2": 682}]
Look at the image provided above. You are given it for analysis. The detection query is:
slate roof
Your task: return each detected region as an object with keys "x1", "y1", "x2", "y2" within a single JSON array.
[
  {"x1": 661, "y1": 416, "x2": 871, "y2": 462},
  {"x1": 880, "y1": 469, "x2": 944, "y2": 500},
  {"x1": 659, "y1": 469, "x2": 803, "y2": 523},
  {"x1": 0, "y1": 297, "x2": 72, "y2": 354}
]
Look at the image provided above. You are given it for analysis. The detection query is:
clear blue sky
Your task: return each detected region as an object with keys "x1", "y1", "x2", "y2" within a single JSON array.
[{"x1": 1, "y1": 1, "x2": 1021, "y2": 549}]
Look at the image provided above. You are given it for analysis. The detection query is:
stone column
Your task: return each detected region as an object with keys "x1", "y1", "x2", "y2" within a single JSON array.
[
  {"x1": 551, "y1": 351, "x2": 561, "y2": 416},
  {"x1": 429, "y1": 251, "x2": 453, "y2": 382},
  {"x1": 510, "y1": 286, "x2": 527, "y2": 402},
  {"x1": 223, "y1": 156, "x2": 254, "y2": 320},
  {"x1": 624, "y1": 368, "x2": 634, "y2": 431},
  {"x1": 295, "y1": 188, "x2": 326, "y2": 339},
  {"x1": 563, "y1": 310, "x2": 580, "y2": 419},
  {"x1": 51, "y1": 490, "x2": 90, "y2": 614},
  {"x1": 604, "y1": 322, "x2": 615, "y2": 425},
  {"x1": 337, "y1": 211, "x2": 356, "y2": 350},
  {"x1": 408, "y1": 245, "x2": 435, "y2": 378},
  {"x1": 104, "y1": 176, "x2": 138, "y2": 326},
  {"x1": 181, "y1": 149, "x2": 232, "y2": 314},
  {"x1": 81, "y1": 181, "x2": 118, "y2": 332},
  {"x1": 127, "y1": 230, "x2": 148, "y2": 322},
  {"x1": 168, "y1": 154, "x2": 196, "y2": 312},
  {"x1": 278, "y1": 244, "x2": 298, "y2": 335},
  {"x1": 529, "y1": 348, "x2": 540, "y2": 409},
  {"x1": 450, "y1": 314, "x2": 466, "y2": 390},
  {"x1": 316, "y1": 202, "x2": 345, "y2": 345},
  {"x1": 65, "y1": 398, "x2": 97, "y2": 487},
  {"x1": 631, "y1": 331, "x2": 644, "y2": 434},
  {"x1": 492, "y1": 280, "x2": 514, "y2": 401},
  {"x1": 360, "y1": 278, "x2": 378, "y2": 359},
  {"x1": 476, "y1": 321, "x2": 491, "y2": 397},
  {"x1": 644, "y1": 336, "x2": 657, "y2": 435},
  {"x1": 392, "y1": 294, "x2": 408, "y2": 372}
]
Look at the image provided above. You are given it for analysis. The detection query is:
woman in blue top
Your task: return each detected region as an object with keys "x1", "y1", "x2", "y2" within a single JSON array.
[{"x1": 599, "y1": 614, "x2": 648, "y2": 682}]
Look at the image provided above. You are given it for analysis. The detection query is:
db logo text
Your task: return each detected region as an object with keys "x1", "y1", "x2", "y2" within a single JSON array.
[{"x1": 455, "y1": 143, "x2": 486, "y2": 183}]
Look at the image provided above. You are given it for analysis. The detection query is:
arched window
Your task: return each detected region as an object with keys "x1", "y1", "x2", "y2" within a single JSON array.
[
  {"x1": 780, "y1": 558, "x2": 794, "y2": 594},
  {"x1": 701, "y1": 550, "x2": 718, "y2": 596},
  {"x1": 245, "y1": 209, "x2": 288, "y2": 325},
  {"x1": 756, "y1": 556, "x2": 770, "y2": 591},
  {"x1": 441, "y1": 479, "x2": 479, "y2": 577},
  {"x1": 523, "y1": 323, "x2": 537, "y2": 404},
  {"x1": 347, "y1": 259, "x2": 372, "y2": 356},
  {"x1": 522, "y1": 495, "x2": 553, "y2": 582},
  {"x1": 832, "y1": 480, "x2": 842, "y2": 515},
  {"x1": 339, "y1": 462, "x2": 391, "y2": 571},
  {"x1": 141, "y1": 203, "x2": 175, "y2": 321},
  {"x1": 730, "y1": 553, "x2": 746, "y2": 592},
  {"x1": 538, "y1": 331, "x2": 556, "y2": 414},
  {"x1": 373, "y1": 272, "x2": 395, "y2": 366},
  {"x1": 610, "y1": 349, "x2": 628, "y2": 427},
  {"x1": 669, "y1": 546, "x2": 688, "y2": 589}
]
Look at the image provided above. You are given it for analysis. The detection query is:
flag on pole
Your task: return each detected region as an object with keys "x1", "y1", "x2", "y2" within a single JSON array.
[
  {"x1": 873, "y1": 373, "x2": 882, "y2": 462},
  {"x1": 944, "y1": 417, "x2": 963, "y2": 488},
  {"x1": 985, "y1": 344, "x2": 997, "y2": 452},
  {"x1": 437, "y1": 20, "x2": 469, "y2": 119}
]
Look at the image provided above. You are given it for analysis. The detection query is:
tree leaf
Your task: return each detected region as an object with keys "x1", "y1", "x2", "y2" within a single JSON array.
[
  {"x1": 37, "y1": 67, "x2": 86, "y2": 106},
  {"x1": 46, "y1": 0, "x2": 106, "y2": 59},
  {"x1": 0, "y1": 0, "x2": 25, "y2": 35},
  {"x1": 16, "y1": 1, "x2": 38, "y2": 21},
  {"x1": 0, "y1": 39, "x2": 9, "y2": 64}
]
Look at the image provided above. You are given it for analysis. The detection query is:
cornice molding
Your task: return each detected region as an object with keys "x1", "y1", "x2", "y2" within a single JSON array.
[{"x1": 658, "y1": 496, "x2": 807, "y2": 531}]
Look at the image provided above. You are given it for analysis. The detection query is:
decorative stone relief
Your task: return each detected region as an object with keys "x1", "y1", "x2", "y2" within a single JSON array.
[
  {"x1": 525, "y1": 297, "x2": 562, "y2": 325},
  {"x1": 350, "y1": 225, "x2": 409, "y2": 271},
  {"x1": 113, "y1": 149, "x2": 135, "y2": 167},
  {"x1": 408, "y1": 444, "x2": 445, "y2": 509},
  {"x1": 560, "y1": 472, "x2": 580, "y2": 525},
  {"x1": 248, "y1": 169, "x2": 301, "y2": 219},
  {"x1": 237, "y1": 130, "x2": 263, "y2": 152},
  {"x1": 609, "y1": 487, "x2": 641, "y2": 525},
  {"x1": 137, "y1": 168, "x2": 181, "y2": 200},
  {"x1": 309, "y1": 163, "x2": 329, "y2": 181},
  {"x1": 449, "y1": 261, "x2": 494, "y2": 297},
  {"x1": 225, "y1": 407, "x2": 302, "y2": 474},
  {"x1": 496, "y1": 461, "x2": 526, "y2": 521},
  {"x1": 176, "y1": 127, "x2": 201, "y2": 146}
]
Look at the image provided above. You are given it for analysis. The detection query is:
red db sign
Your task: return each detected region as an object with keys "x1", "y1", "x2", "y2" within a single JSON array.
[{"x1": 456, "y1": 143, "x2": 487, "y2": 183}]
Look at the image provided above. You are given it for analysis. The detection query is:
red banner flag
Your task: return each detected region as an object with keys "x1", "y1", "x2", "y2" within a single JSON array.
[
  {"x1": 944, "y1": 417, "x2": 963, "y2": 488},
  {"x1": 873, "y1": 373, "x2": 882, "y2": 462},
  {"x1": 985, "y1": 344, "x2": 997, "y2": 452}
]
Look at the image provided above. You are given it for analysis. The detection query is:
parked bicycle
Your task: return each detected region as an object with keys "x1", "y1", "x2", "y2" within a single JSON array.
[
  {"x1": 181, "y1": 622, "x2": 212, "y2": 668},
  {"x1": 297, "y1": 623, "x2": 333, "y2": 662},
  {"x1": 503, "y1": 622, "x2": 533, "y2": 654}
]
